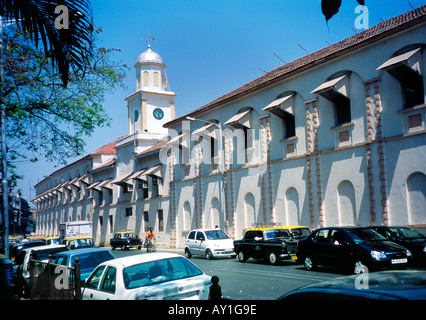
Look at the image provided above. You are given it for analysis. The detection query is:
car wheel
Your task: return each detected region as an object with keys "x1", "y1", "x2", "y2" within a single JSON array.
[
  {"x1": 137, "y1": 246, "x2": 141, "y2": 250},
  {"x1": 304, "y1": 256, "x2": 316, "y2": 271},
  {"x1": 185, "y1": 248, "x2": 192, "y2": 258},
  {"x1": 353, "y1": 260, "x2": 368, "y2": 274},
  {"x1": 237, "y1": 251, "x2": 247, "y2": 263},
  {"x1": 268, "y1": 252, "x2": 279, "y2": 265},
  {"x1": 205, "y1": 249, "x2": 213, "y2": 260}
]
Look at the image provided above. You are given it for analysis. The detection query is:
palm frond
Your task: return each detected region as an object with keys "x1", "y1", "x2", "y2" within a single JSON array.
[{"x1": 1, "y1": 0, "x2": 93, "y2": 87}]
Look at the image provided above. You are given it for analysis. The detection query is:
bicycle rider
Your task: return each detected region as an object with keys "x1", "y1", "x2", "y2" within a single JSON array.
[{"x1": 145, "y1": 227, "x2": 156, "y2": 252}]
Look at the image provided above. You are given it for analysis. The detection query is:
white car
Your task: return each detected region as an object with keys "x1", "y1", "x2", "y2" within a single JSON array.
[
  {"x1": 185, "y1": 229, "x2": 236, "y2": 259},
  {"x1": 82, "y1": 252, "x2": 211, "y2": 300}
]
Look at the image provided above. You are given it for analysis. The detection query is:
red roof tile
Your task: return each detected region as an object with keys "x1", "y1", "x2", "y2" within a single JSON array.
[{"x1": 91, "y1": 140, "x2": 116, "y2": 155}]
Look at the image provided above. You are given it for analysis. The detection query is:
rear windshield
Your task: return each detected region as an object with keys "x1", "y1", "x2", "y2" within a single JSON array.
[
  {"x1": 390, "y1": 227, "x2": 425, "y2": 240},
  {"x1": 123, "y1": 257, "x2": 203, "y2": 289},
  {"x1": 264, "y1": 229, "x2": 291, "y2": 240}
]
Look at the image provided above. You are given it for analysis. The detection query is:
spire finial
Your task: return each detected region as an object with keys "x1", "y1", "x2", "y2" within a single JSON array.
[{"x1": 146, "y1": 34, "x2": 156, "y2": 49}]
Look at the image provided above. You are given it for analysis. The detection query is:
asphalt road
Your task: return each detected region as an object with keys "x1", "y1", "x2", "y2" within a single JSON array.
[{"x1": 112, "y1": 247, "x2": 342, "y2": 300}]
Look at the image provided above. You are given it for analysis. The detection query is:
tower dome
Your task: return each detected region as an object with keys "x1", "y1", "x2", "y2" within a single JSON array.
[{"x1": 136, "y1": 44, "x2": 164, "y2": 66}]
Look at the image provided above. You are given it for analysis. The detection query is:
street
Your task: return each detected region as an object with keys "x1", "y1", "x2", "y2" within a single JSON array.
[{"x1": 112, "y1": 247, "x2": 342, "y2": 300}]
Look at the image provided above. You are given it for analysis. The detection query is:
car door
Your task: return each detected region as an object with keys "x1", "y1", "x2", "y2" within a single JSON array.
[
  {"x1": 94, "y1": 266, "x2": 117, "y2": 300},
  {"x1": 186, "y1": 231, "x2": 197, "y2": 254},
  {"x1": 251, "y1": 231, "x2": 264, "y2": 259},
  {"x1": 198, "y1": 231, "x2": 210, "y2": 255},
  {"x1": 310, "y1": 229, "x2": 331, "y2": 265},
  {"x1": 82, "y1": 265, "x2": 106, "y2": 300},
  {"x1": 195, "y1": 231, "x2": 206, "y2": 255},
  {"x1": 328, "y1": 229, "x2": 352, "y2": 267}
]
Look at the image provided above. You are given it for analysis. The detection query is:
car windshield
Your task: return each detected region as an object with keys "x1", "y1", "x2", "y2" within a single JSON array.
[
  {"x1": 204, "y1": 230, "x2": 230, "y2": 240},
  {"x1": 123, "y1": 257, "x2": 203, "y2": 289},
  {"x1": 121, "y1": 233, "x2": 137, "y2": 239},
  {"x1": 390, "y1": 227, "x2": 425, "y2": 240},
  {"x1": 264, "y1": 229, "x2": 290, "y2": 240},
  {"x1": 69, "y1": 238, "x2": 94, "y2": 248},
  {"x1": 345, "y1": 228, "x2": 386, "y2": 243}
]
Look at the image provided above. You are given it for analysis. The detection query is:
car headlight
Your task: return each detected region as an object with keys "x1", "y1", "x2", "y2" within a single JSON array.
[
  {"x1": 406, "y1": 249, "x2": 412, "y2": 257},
  {"x1": 371, "y1": 250, "x2": 387, "y2": 260},
  {"x1": 423, "y1": 246, "x2": 426, "y2": 253}
]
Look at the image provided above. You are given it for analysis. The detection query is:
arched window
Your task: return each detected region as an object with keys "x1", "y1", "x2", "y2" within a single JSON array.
[
  {"x1": 153, "y1": 72, "x2": 159, "y2": 87},
  {"x1": 143, "y1": 71, "x2": 149, "y2": 86}
]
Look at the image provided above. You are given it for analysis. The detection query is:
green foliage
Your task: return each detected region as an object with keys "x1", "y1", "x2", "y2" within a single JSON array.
[{"x1": 1, "y1": 26, "x2": 128, "y2": 186}]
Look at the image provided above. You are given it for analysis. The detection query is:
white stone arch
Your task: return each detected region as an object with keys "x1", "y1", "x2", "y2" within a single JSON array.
[
  {"x1": 183, "y1": 201, "x2": 192, "y2": 231},
  {"x1": 407, "y1": 172, "x2": 426, "y2": 225},
  {"x1": 285, "y1": 187, "x2": 299, "y2": 226},
  {"x1": 337, "y1": 180, "x2": 357, "y2": 226},
  {"x1": 244, "y1": 192, "x2": 256, "y2": 228}
]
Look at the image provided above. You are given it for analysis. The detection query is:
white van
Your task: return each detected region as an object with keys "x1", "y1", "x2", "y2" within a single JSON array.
[{"x1": 185, "y1": 229, "x2": 236, "y2": 260}]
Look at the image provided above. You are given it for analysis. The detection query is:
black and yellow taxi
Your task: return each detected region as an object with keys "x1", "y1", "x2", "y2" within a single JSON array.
[{"x1": 234, "y1": 225, "x2": 311, "y2": 265}]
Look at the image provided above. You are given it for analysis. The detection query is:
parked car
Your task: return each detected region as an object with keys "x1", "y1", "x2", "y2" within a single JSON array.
[
  {"x1": 278, "y1": 270, "x2": 426, "y2": 300},
  {"x1": 297, "y1": 227, "x2": 412, "y2": 274},
  {"x1": 185, "y1": 229, "x2": 235, "y2": 260},
  {"x1": 9, "y1": 240, "x2": 46, "y2": 261},
  {"x1": 368, "y1": 226, "x2": 426, "y2": 266},
  {"x1": 63, "y1": 237, "x2": 95, "y2": 250},
  {"x1": 52, "y1": 248, "x2": 116, "y2": 282},
  {"x1": 110, "y1": 231, "x2": 142, "y2": 251},
  {"x1": 13, "y1": 244, "x2": 70, "y2": 298},
  {"x1": 82, "y1": 252, "x2": 211, "y2": 300},
  {"x1": 234, "y1": 226, "x2": 310, "y2": 265}
]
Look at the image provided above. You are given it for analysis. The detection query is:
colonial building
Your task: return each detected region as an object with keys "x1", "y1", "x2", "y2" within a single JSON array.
[
  {"x1": 34, "y1": 6, "x2": 426, "y2": 248},
  {"x1": 33, "y1": 44, "x2": 175, "y2": 246}
]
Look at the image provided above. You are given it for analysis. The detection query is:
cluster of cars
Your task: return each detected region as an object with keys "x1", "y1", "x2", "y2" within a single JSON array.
[
  {"x1": 8, "y1": 235, "x2": 114, "y2": 298},
  {"x1": 185, "y1": 225, "x2": 426, "y2": 274},
  {"x1": 7, "y1": 231, "x2": 212, "y2": 300},
  {"x1": 5, "y1": 224, "x2": 425, "y2": 300}
]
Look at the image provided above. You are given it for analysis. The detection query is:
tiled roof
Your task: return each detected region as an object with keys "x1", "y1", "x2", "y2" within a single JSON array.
[
  {"x1": 164, "y1": 5, "x2": 426, "y2": 127},
  {"x1": 91, "y1": 140, "x2": 117, "y2": 155}
]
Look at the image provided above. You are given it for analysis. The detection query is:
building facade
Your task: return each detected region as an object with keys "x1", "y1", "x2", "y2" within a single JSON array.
[{"x1": 34, "y1": 7, "x2": 426, "y2": 248}]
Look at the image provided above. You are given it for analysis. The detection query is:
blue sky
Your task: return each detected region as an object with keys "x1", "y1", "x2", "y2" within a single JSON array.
[{"x1": 15, "y1": 0, "x2": 425, "y2": 206}]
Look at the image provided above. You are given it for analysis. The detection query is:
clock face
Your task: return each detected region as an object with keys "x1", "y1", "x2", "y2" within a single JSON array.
[{"x1": 153, "y1": 108, "x2": 164, "y2": 120}]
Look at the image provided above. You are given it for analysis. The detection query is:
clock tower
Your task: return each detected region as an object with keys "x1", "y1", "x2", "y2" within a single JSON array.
[{"x1": 125, "y1": 41, "x2": 176, "y2": 136}]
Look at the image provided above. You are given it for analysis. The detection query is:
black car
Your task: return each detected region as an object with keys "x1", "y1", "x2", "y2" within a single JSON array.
[
  {"x1": 110, "y1": 231, "x2": 142, "y2": 250},
  {"x1": 278, "y1": 270, "x2": 426, "y2": 300},
  {"x1": 369, "y1": 226, "x2": 426, "y2": 266},
  {"x1": 297, "y1": 227, "x2": 412, "y2": 274}
]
